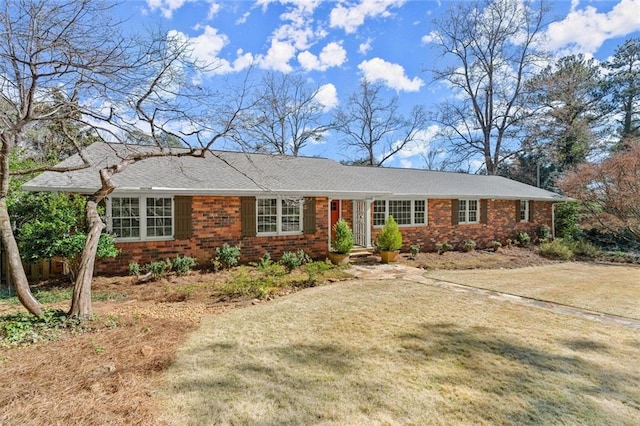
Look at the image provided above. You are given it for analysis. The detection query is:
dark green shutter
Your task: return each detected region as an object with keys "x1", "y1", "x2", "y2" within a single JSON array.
[
  {"x1": 174, "y1": 196, "x2": 193, "y2": 239},
  {"x1": 240, "y1": 196, "x2": 256, "y2": 237},
  {"x1": 451, "y1": 199, "x2": 459, "y2": 225},
  {"x1": 529, "y1": 200, "x2": 535, "y2": 222},
  {"x1": 515, "y1": 200, "x2": 521, "y2": 222},
  {"x1": 480, "y1": 199, "x2": 488, "y2": 224},
  {"x1": 303, "y1": 197, "x2": 316, "y2": 234}
]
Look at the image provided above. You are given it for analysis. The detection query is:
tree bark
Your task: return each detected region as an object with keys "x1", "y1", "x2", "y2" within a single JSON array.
[
  {"x1": 68, "y1": 198, "x2": 104, "y2": 318},
  {"x1": 0, "y1": 198, "x2": 43, "y2": 316}
]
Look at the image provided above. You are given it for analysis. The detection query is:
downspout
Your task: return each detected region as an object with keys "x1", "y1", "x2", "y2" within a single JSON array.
[{"x1": 552, "y1": 203, "x2": 557, "y2": 239}]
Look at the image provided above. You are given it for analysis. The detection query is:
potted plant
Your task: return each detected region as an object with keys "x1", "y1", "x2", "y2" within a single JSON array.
[
  {"x1": 328, "y1": 218, "x2": 354, "y2": 265},
  {"x1": 376, "y1": 216, "x2": 403, "y2": 263}
]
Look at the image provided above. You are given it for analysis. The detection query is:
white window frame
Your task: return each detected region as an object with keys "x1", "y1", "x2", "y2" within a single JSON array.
[
  {"x1": 373, "y1": 199, "x2": 428, "y2": 227},
  {"x1": 107, "y1": 195, "x2": 175, "y2": 242},
  {"x1": 256, "y1": 197, "x2": 303, "y2": 236},
  {"x1": 520, "y1": 200, "x2": 530, "y2": 222},
  {"x1": 458, "y1": 199, "x2": 479, "y2": 224}
]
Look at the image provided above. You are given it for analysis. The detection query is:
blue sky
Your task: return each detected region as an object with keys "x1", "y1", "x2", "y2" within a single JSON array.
[{"x1": 128, "y1": 0, "x2": 640, "y2": 169}]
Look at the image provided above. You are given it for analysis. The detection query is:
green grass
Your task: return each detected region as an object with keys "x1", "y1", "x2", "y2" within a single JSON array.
[{"x1": 158, "y1": 278, "x2": 640, "y2": 425}]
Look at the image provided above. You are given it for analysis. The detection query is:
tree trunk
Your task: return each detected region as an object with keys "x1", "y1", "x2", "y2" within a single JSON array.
[
  {"x1": 68, "y1": 198, "x2": 104, "y2": 318},
  {"x1": 0, "y1": 198, "x2": 43, "y2": 316}
]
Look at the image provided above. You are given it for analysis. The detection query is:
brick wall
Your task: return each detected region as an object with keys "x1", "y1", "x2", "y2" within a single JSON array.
[
  {"x1": 370, "y1": 199, "x2": 553, "y2": 252},
  {"x1": 95, "y1": 196, "x2": 554, "y2": 275},
  {"x1": 96, "y1": 196, "x2": 330, "y2": 275}
]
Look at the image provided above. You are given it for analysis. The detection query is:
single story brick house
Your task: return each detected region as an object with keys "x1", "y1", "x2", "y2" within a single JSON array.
[{"x1": 23, "y1": 142, "x2": 568, "y2": 274}]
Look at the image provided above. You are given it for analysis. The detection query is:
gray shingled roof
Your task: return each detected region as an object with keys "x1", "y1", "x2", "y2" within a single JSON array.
[{"x1": 22, "y1": 142, "x2": 568, "y2": 201}]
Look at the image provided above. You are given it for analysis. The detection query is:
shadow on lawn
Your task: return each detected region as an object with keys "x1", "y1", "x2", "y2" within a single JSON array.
[
  {"x1": 166, "y1": 323, "x2": 639, "y2": 424},
  {"x1": 398, "y1": 322, "x2": 638, "y2": 424}
]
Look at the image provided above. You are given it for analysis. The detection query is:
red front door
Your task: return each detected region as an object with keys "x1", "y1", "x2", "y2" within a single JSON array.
[{"x1": 330, "y1": 200, "x2": 340, "y2": 239}]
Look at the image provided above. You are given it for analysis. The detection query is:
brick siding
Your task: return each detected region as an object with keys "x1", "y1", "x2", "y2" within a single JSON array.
[{"x1": 96, "y1": 196, "x2": 553, "y2": 275}]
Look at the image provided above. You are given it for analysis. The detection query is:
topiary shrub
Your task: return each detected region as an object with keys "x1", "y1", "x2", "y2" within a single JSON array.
[
  {"x1": 332, "y1": 219, "x2": 354, "y2": 254},
  {"x1": 376, "y1": 216, "x2": 403, "y2": 251}
]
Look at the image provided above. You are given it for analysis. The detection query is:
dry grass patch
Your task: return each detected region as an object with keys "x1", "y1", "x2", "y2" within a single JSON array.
[
  {"x1": 424, "y1": 262, "x2": 640, "y2": 319},
  {"x1": 158, "y1": 279, "x2": 640, "y2": 425}
]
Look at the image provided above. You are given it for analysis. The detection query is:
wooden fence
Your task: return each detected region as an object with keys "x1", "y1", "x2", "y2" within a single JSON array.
[{"x1": 0, "y1": 249, "x2": 66, "y2": 287}]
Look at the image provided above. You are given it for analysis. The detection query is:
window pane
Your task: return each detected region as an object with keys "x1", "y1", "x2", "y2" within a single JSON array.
[
  {"x1": 414, "y1": 200, "x2": 425, "y2": 225},
  {"x1": 281, "y1": 199, "x2": 300, "y2": 232},
  {"x1": 111, "y1": 197, "x2": 140, "y2": 238},
  {"x1": 373, "y1": 200, "x2": 386, "y2": 226},
  {"x1": 146, "y1": 197, "x2": 173, "y2": 237},
  {"x1": 389, "y1": 200, "x2": 411, "y2": 225},
  {"x1": 520, "y1": 200, "x2": 528, "y2": 221},
  {"x1": 468, "y1": 200, "x2": 478, "y2": 222},
  {"x1": 257, "y1": 199, "x2": 278, "y2": 233}
]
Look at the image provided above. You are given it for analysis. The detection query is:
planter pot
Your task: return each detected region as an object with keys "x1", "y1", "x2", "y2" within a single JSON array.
[
  {"x1": 328, "y1": 251, "x2": 350, "y2": 266},
  {"x1": 379, "y1": 250, "x2": 399, "y2": 264}
]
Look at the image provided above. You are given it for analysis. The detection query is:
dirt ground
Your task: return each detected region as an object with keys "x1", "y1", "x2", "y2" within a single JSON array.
[{"x1": 0, "y1": 247, "x2": 556, "y2": 425}]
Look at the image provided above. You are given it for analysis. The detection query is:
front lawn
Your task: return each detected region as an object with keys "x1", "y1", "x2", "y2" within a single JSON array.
[
  {"x1": 158, "y1": 277, "x2": 640, "y2": 425},
  {"x1": 424, "y1": 262, "x2": 640, "y2": 319}
]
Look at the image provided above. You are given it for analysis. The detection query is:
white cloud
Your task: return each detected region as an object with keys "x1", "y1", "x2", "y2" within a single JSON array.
[
  {"x1": 358, "y1": 58, "x2": 424, "y2": 92},
  {"x1": 421, "y1": 30, "x2": 439, "y2": 45},
  {"x1": 170, "y1": 27, "x2": 252, "y2": 75},
  {"x1": 298, "y1": 42, "x2": 347, "y2": 71},
  {"x1": 330, "y1": 0, "x2": 406, "y2": 34},
  {"x1": 395, "y1": 125, "x2": 440, "y2": 158},
  {"x1": 545, "y1": 0, "x2": 640, "y2": 54},
  {"x1": 358, "y1": 38, "x2": 373, "y2": 55},
  {"x1": 145, "y1": 0, "x2": 188, "y2": 19},
  {"x1": 257, "y1": 40, "x2": 297, "y2": 72},
  {"x1": 206, "y1": 1, "x2": 221, "y2": 20},
  {"x1": 315, "y1": 83, "x2": 339, "y2": 111}
]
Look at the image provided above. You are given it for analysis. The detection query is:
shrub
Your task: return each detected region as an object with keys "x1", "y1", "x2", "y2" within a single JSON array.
[
  {"x1": 517, "y1": 232, "x2": 531, "y2": 247},
  {"x1": 215, "y1": 244, "x2": 241, "y2": 269},
  {"x1": 253, "y1": 252, "x2": 273, "y2": 270},
  {"x1": 128, "y1": 262, "x2": 140, "y2": 276},
  {"x1": 279, "y1": 250, "x2": 311, "y2": 273},
  {"x1": 572, "y1": 239, "x2": 601, "y2": 258},
  {"x1": 332, "y1": 219, "x2": 354, "y2": 254},
  {"x1": 555, "y1": 202, "x2": 581, "y2": 239},
  {"x1": 490, "y1": 241, "x2": 502, "y2": 251},
  {"x1": 376, "y1": 216, "x2": 403, "y2": 251},
  {"x1": 461, "y1": 239, "x2": 476, "y2": 252},
  {"x1": 145, "y1": 260, "x2": 170, "y2": 279},
  {"x1": 539, "y1": 239, "x2": 574, "y2": 260},
  {"x1": 280, "y1": 251, "x2": 302, "y2": 272},
  {"x1": 172, "y1": 256, "x2": 197, "y2": 275},
  {"x1": 537, "y1": 225, "x2": 552, "y2": 241},
  {"x1": 409, "y1": 244, "x2": 421, "y2": 259},
  {"x1": 436, "y1": 241, "x2": 453, "y2": 255}
]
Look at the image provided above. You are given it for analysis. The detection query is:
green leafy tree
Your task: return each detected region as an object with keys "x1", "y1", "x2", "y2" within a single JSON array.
[
  {"x1": 604, "y1": 37, "x2": 640, "y2": 148},
  {"x1": 9, "y1": 192, "x2": 118, "y2": 279}
]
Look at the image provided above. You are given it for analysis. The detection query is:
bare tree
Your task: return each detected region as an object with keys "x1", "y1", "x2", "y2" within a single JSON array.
[
  {"x1": 333, "y1": 79, "x2": 428, "y2": 166},
  {"x1": 1, "y1": 0, "x2": 250, "y2": 318},
  {"x1": 428, "y1": 0, "x2": 549, "y2": 174},
  {"x1": 237, "y1": 72, "x2": 331, "y2": 156}
]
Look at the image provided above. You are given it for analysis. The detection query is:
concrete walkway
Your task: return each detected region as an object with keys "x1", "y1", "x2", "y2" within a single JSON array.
[{"x1": 348, "y1": 263, "x2": 640, "y2": 329}]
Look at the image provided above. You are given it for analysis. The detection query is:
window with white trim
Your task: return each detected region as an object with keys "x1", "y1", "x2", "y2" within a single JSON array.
[
  {"x1": 373, "y1": 199, "x2": 427, "y2": 226},
  {"x1": 520, "y1": 200, "x2": 530, "y2": 222},
  {"x1": 257, "y1": 197, "x2": 302, "y2": 235},
  {"x1": 458, "y1": 199, "x2": 479, "y2": 224},
  {"x1": 109, "y1": 196, "x2": 173, "y2": 240}
]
